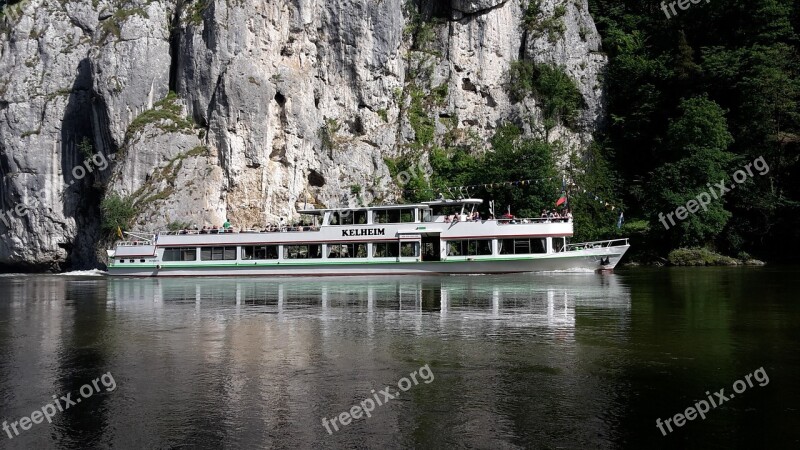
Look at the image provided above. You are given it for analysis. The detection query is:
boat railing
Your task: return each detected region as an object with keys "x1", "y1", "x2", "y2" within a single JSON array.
[
  {"x1": 117, "y1": 240, "x2": 154, "y2": 246},
  {"x1": 435, "y1": 217, "x2": 572, "y2": 224},
  {"x1": 496, "y1": 217, "x2": 572, "y2": 224},
  {"x1": 157, "y1": 226, "x2": 321, "y2": 236},
  {"x1": 562, "y1": 238, "x2": 629, "y2": 252}
]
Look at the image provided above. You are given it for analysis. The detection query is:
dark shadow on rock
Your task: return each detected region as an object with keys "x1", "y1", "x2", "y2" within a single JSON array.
[{"x1": 59, "y1": 57, "x2": 107, "y2": 270}]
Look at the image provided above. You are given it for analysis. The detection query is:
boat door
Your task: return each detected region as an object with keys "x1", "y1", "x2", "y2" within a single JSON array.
[{"x1": 421, "y1": 235, "x2": 441, "y2": 261}]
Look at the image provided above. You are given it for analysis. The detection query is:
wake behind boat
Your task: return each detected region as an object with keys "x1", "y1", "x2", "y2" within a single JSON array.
[{"x1": 106, "y1": 198, "x2": 629, "y2": 277}]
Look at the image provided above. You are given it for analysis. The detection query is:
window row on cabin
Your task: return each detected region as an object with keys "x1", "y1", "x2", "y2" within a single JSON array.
[
  {"x1": 498, "y1": 238, "x2": 547, "y2": 254},
  {"x1": 160, "y1": 242, "x2": 420, "y2": 261},
  {"x1": 328, "y1": 208, "x2": 417, "y2": 225},
  {"x1": 445, "y1": 238, "x2": 547, "y2": 256},
  {"x1": 160, "y1": 239, "x2": 546, "y2": 262},
  {"x1": 446, "y1": 239, "x2": 492, "y2": 256}
]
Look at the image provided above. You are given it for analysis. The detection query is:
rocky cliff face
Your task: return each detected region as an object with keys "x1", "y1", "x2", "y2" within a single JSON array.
[{"x1": 0, "y1": 0, "x2": 606, "y2": 271}]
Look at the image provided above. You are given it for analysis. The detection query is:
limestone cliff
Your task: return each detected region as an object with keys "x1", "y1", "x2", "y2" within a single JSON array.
[{"x1": 0, "y1": 0, "x2": 606, "y2": 270}]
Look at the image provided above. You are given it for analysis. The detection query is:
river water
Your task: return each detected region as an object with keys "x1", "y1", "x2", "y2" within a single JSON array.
[{"x1": 0, "y1": 267, "x2": 798, "y2": 449}]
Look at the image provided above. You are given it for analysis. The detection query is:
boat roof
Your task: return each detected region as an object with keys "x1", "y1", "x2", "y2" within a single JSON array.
[
  {"x1": 297, "y1": 198, "x2": 483, "y2": 215},
  {"x1": 421, "y1": 198, "x2": 483, "y2": 207}
]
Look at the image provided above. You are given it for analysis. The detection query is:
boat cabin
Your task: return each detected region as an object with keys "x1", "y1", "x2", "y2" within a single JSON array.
[{"x1": 299, "y1": 198, "x2": 484, "y2": 226}]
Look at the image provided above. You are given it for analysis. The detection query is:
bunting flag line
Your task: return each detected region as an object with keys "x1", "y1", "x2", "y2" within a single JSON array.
[
  {"x1": 399, "y1": 177, "x2": 560, "y2": 194},
  {"x1": 370, "y1": 176, "x2": 623, "y2": 212},
  {"x1": 564, "y1": 181, "x2": 621, "y2": 212}
]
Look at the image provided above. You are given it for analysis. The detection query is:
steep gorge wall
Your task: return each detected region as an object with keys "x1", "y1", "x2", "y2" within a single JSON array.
[{"x1": 0, "y1": 0, "x2": 605, "y2": 270}]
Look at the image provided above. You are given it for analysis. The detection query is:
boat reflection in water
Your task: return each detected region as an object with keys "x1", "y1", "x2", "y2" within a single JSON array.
[
  {"x1": 103, "y1": 274, "x2": 634, "y2": 449},
  {"x1": 107, "y1": 273, "x2": 631, "y2": 337}
]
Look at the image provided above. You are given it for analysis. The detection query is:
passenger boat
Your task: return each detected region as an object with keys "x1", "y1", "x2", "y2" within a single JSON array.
[{"x1": 106, "y1": 199, "x2": 629, "y2": 277}]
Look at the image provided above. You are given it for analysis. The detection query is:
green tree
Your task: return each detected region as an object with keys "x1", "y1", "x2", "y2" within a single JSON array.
[
  {"x1": 588, "y1": 0, "x2": 800, "y2": 259},
  {"x1": 100, "y1": 194, "x2": 136, "y2": 234},
  {"x1": 481, "y1": 123, "x2": 561, "y2": 217},
  {"x1": 646, "y1": 97, "x2": 735, "y2": 247},
  {"x1": 416, "y1": 123, "x2": 560, "y2": 217}
]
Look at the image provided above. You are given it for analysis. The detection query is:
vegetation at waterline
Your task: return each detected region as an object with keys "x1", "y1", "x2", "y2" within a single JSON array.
[{"x1": 668, "y1": 247, "x2": 747, "y2": 266}]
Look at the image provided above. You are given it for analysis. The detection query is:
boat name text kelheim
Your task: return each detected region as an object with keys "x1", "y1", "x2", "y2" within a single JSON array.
[{"x1": 341, "y1": 228, "x2": 386, "y2": 237}]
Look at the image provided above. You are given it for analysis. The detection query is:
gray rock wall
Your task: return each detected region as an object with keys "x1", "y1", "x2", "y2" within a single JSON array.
[{"x1": 0, "y1": 0, "x2": 606, "y2": 270}]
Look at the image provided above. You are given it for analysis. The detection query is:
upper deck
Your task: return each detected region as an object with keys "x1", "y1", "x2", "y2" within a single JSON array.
[{"x1": 114, "y1": 198, "x2": 573, "y2": 249}]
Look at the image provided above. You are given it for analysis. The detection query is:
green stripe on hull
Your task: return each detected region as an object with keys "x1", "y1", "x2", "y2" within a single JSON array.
[
  {"x1": 109, "y1": 255, "x2": 581, "y2": 270},
  {"x1": 107, "y1": 250, "x2": 629, "y2": 276}
]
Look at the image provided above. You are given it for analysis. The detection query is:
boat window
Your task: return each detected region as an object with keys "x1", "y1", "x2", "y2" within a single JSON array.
[
  {"x1": 498, "y1": 238, "x2": 546, "y2": 255},
  {"x1": 200, "y1": 246, "x2": 237, "y2": 261},
  {"x1": 373, "y1": 209, "x2": 415, "y2": 224},
  {"x1": 284, "y1": 244, "x2": 322, "y2": 259},
  {"x1": 242, "y1": 245, "x2": 279, "y2": 260},
  {"x1": 327, "y1": 243, "x2": 368, "y2": 258},
  {"x1": 400, "y1": 242, "x2": 419, "y2": 257},
  {"x1": 446, "y1": 240, "x2": 492, "y2": 256},
  {"x1": 553, "y1": 237, "x2": 565, "y2": 252},
  {"x1": 431, "y1": 205, "x2": 461, "y2": 217},
  {"x1": 372, "y1": 242, "x2": 400, "y2": 258},
  {"x1": 163, "y1": 247, "x2": 197, "y2": 261},
  {"x1": 421, "y1": 209, "x2": 432, "y2": 222},
  {"x1": 330, "y1": 210, "x2": 368, "y2": 226}
]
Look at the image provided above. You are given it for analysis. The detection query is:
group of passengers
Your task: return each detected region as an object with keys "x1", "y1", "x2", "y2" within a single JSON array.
[
  {"x1": 175, "y1": 208, "x2": 573, "y2": 233},
  {"x1": 541, "y1": 209, "x2": 573, "y2": 223},
  {"x1": 444, "y1": 211, "x2": 482, "y2": 223},
  {"x1": 180, "y1": 219, "x2": 234, "y2": 235},
  {"x1": 178, "y1": 218, "x2": 319, "y2": 235}
]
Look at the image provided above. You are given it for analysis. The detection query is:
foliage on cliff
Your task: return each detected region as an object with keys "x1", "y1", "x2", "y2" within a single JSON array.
[{"x1": 588, "y1": 0, "x2": 800, "y2": 261}]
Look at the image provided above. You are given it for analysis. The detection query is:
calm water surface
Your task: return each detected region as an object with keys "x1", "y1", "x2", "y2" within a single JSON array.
[{"x1": 0, "y1": 268, "x2": 798, "y2": 449}]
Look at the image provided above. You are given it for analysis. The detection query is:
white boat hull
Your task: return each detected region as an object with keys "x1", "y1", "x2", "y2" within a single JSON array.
[{"x1": 107, "y1": 245, "x2": 629, "y2": 277}]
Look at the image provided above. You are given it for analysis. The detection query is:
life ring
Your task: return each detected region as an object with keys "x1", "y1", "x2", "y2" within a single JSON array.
[{"x1": 156, "y1": 265, "x2": 162, "y2": 270}]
